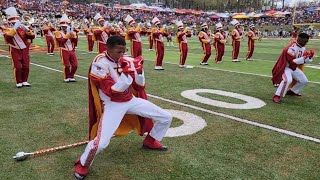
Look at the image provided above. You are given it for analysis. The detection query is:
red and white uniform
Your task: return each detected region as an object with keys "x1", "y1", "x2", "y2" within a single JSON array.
[
  {"x1": 177, "y1": 30, "x2": 191, "y2": 66},
  {"x1": 246, "y1": 30, "x2": 257, "y2": 60},
  {"x1": 93, "y1": 27, "x2": 110, "y2": 53},
  {"x1": 72, "y1": 28, "x2": 80, "y2": 50},
  {"x1": 3, "y1": 27, "x2": 35, "y2": 84},
  {"x1": 198, "y1": 30, "x2": 211, "y2": 64},
  {"x1": 42, "y1": 26, "x2": 55, "y2": 54},
  {"x1": 152, "y1": 28, "x2": 166, "y2": 67},
  {"x1": 214, "y1": 31, "x2": 226, "y2": 63},
  {"x1": 147, "y1": 28, "x2": 153, "y2": 49},
  {"x1": 127, "y1": 27, "x2": 142, "y2": 58},
  {"x1": 272, "y1": 42, "x2": 311, "y2": 97},
  {"x1": 84, "y1": 27, "x2": 94, "y2": 53},
  {"x1": 79, "y1": 53, "x2": 172, "y2": 167},
  {"x1": 231, "y1": 28, "x2": 241, "y2": 60},
  {"x1": 55, "y1": 31, "x2": 78, "y2": 80}
]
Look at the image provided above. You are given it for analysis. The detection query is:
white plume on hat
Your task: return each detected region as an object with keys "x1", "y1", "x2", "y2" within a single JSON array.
[
  {"x1": 5, "y1": 7, "x2": 20, "y2": 23},
  {"x1": 124, "y1": 15, "x2": 135, "y2": 26},
  {"x1": 151, "y1": 17, "x2": 160, "y2": 25},
  {"x1": 59, "y1": 14, "x2": 70, "y2": 26},
  {"x1": 249, "y1": 24, "x2": 255, "y2": 28},
  {"x1": 230, "y1": 19, "x2": 239, "y2": 26},
  {"x1": 216, "y1": 22, "x2": 223, "y2": 30},
  {"x1": 176, "y1": 20, "x2": 184, "y2": 29},
  {"x1": 94, "y1": 13, "x2": 104, "y2": 23}
]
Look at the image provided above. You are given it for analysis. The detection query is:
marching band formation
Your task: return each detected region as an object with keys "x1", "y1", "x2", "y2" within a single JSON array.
[{"x1": 2, "y1": 6, "x2": 300, "y2": 89}]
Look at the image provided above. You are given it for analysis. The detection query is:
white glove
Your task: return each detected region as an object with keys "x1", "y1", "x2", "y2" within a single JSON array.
[
  {"x1": 66, "y1": 25, "x2": 71, "y2": 34},
  {"x1": 13, "y1": 21, "x2": 21, "y2": 30},
  {"x1": 104, "y1": 21, "x2": 111, "y2": 28}
]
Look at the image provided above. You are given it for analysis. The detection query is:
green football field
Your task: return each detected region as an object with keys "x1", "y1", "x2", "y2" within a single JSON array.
[{"x1": 0, "y1": 36, "x2": 320, "y2": 179}]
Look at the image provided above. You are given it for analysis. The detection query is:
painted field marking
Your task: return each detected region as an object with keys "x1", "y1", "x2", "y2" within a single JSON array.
[{"x1": 30, "y1": 62, "x2": 320, "y2": 143}]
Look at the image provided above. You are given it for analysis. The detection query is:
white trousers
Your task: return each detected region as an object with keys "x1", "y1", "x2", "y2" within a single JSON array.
[
  {"x1": 275, "y1": 67, "x2": 308, "y2": 97},
  {"x1": 80, "y1": 96, "x2": 172, "y2": 166}
]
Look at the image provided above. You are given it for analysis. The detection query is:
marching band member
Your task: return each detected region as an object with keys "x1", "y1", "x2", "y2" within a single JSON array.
[
  {"x1": 124, "y1": 15, "x2": 142, "y2": 58},
  {"x1": 146, "y1": 22, "x2": 154, "y2": 51},
  {"x1": 54, "y1": 14, "x2": 78, "y2": 83},
  {"x1": 291, "y1": 26, "x2": 300, "y2": 43},
  {"x1": 230, "y1": 19, "x2": 242, "y2": 62},
  {"x1": 72, "y1": 24, "x2": 80, "y2": 50},
  {"x1": 214, "y1": 22, "x2": 226, "y2": 63},
  {"x1": 42, "y1": 21, "x2": 56, "y2": 56},
  {"x1": 176, "y1": 21, "x2": 192, "y2": 68},
  {"x1": 198, "y1": 22, "x2": 211, "y2": 65},
  {"x1": 245, "y1": 24, "x2": 258, "y2": 61},
  {"x1": 73, "y1": 35, "x2": 172, "y2": 179},
  {"x1": 3, "y1": 7, "x2": 35, "y2": 88},
  {"x1": 93, "y1": 13, "x2": 111, "y2": 53},
  {"x1": 272, "y1": 33, "x2": 313, "y2": 103},
  {"x1": 151, "y1": 17, "x2": 166, "y2": 70},
  {"x1": 83, "y1": 20, "x2": 94, "y2": 53},
  {"x1": 117, "y1": 21, "x2": 126, "y2": 40}
]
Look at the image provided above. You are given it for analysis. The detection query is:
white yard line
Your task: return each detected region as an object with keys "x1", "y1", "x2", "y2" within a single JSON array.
[{"x1": 30, "y1": 62, "x2": 320, "y2": 144}]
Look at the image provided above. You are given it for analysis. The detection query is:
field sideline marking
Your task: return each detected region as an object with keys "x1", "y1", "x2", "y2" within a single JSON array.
[
  {"x1": 30, "y1": 62, "x2": 320, "y2": 144},
  {"x1": 143, "y1": 59, "x2": 320, "y2": 84}
]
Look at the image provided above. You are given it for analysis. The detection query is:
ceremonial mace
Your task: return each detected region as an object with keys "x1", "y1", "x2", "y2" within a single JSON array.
[{"x1": 13, "y1": 140, "x2": 89, "y2": 161}]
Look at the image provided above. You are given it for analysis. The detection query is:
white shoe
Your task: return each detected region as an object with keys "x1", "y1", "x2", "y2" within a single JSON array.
[
  {"x1": 179, "y1": 65, "x2": 185, "y2": 68},
  {"x1": 232, "y1": 59, "x2": 240, "y2": 62},
  {"x1": 200, "y1": 62, "x2": 208, "y2": 65},
  {"x1": 22, "y1": 82, "x2": 31, "y2": 87},
  {"x1": 148, "y1": 49, "x2": 154, "y2": 51},
  {"x1": 246, "y1": 58, "x2": 253, "y2": 61},
  {"x1": 216, "y1": 61, "x2": 223, "y2": 64},
  {"x1": 154, "y1": 66, "x2": 164, "y2": 70},
  {"x1": 16, "y1": 83, "x2": 23, "y2": 88},
  {"x1": 64, "y1": 78, "x2": 70, "y2": 83},
  {"x1": 69, "y1": 78, "x2": 76, "y2": 82},
  {"x1": 185, "y1": 65, "x2": 193, "y2": 69}
]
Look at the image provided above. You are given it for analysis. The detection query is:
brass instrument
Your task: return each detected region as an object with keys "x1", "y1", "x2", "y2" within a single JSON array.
[{"x1": 21, "y1": 13, "x2": 34, "y2": 30}]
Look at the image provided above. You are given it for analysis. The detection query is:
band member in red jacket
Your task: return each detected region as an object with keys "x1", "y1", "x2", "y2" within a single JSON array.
[
  {"x1": 54, "y1": 14, "x2": 78, "y2": 83},
  {"x1": 230, "y1": 19, "x2": 242, "y2": 62},
  {"x1": 176, "y1": 21, "x2": 192, "y2": 68},
  {"x1": 42, "y1": 22, "x2": 56, "y2": 55},
  {"x1": 214, "y1": 22, "x2": 226, "y2": 63},
  {"x1": 3, "y1": 7, "x2": 35, "y2": 88},
  {"x1": 198, "y1": 22, "x2": 211, "y2": 65},
  {"x1": 151, "y1": 17, "x2": 167, "y2": 70},
  {"x1": 93, "y1": 13, "x2": 111, "y2": 53},
  {"x1": 83, "y1": 23, "x2": 94, "y2": 53},
  {"x1": 272, "y1": 33, "x2": 314, "y2": 103},
  {"x1": 291, "y1": 26, "x2": 300, "y2": 43},
  {"x1": 124, "y1": 15, "x2": 142, "y2": 58},
  {"x1": 245, "y1": 24, "x2": 258, "y2": 61},
  {"x1": 73, "y1": 35, "x2": 172, "y2": 180}
]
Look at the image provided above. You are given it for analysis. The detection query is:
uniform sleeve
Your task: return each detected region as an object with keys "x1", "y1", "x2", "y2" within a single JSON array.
[{"x1": 90, "y1": 61, "x2": 133, "y2": 99}]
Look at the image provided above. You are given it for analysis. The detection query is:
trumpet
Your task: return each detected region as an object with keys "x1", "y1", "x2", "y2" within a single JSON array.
[{"x1": 21, "y1": 13, "x2": 34, "y2": 30}]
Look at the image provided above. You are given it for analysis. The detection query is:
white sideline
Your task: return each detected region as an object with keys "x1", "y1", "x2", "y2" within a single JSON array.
[{"x1": 30, "y1": 62, "x2": 320, "y2": 144}]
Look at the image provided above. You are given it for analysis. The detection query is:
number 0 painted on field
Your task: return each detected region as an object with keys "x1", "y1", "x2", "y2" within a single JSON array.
[
  {"x1": 181, "y1": 89, "x2": 266, "y2": 109},
  {"x1": 165, "y1": 109, "x2": 207, "y2": 137}
]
